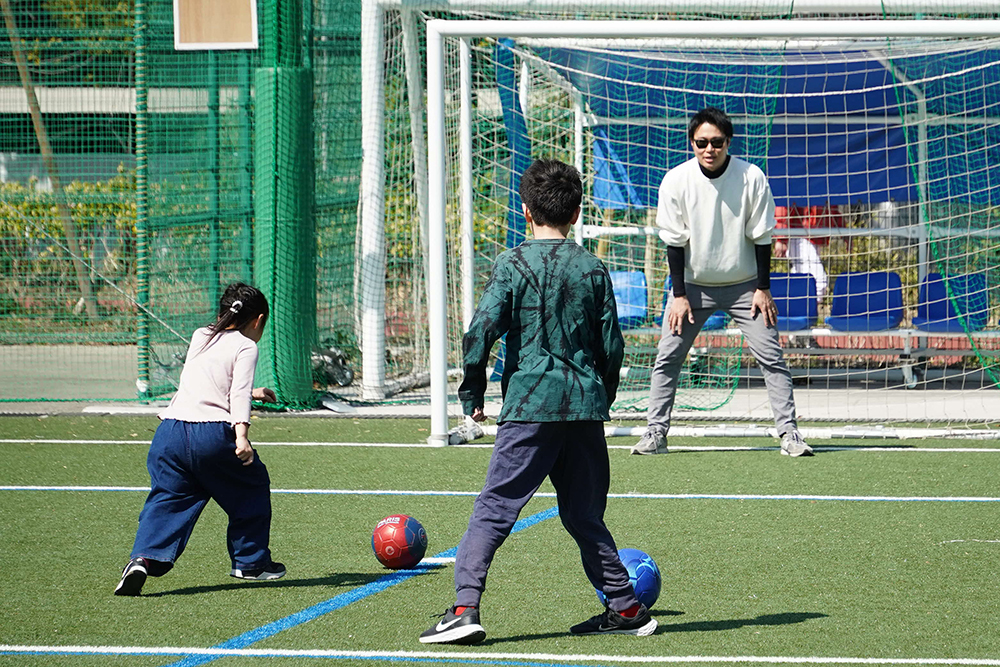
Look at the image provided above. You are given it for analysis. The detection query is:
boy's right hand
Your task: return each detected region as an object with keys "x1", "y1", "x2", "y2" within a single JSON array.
[{"x1": 235, "y1": 436, "x2": 255, "y2": 465}]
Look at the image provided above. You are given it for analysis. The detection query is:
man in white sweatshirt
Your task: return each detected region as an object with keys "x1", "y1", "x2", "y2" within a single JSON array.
[{"x1": 633, "y1": 107, "x2": 812, "y2": 457}]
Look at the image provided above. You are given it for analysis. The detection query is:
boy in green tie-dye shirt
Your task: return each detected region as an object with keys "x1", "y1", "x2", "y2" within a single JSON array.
[{"x1": 419, "y1": 159, "x2": 656, "y2": 645}]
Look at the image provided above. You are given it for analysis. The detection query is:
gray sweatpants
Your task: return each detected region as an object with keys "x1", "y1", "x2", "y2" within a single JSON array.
[
  {"x1": 647, "y1": 279, "x2": 798, "y2": 436},
  {"x1": 453, "y1": 420, "x2": 639, "y2": 612}
]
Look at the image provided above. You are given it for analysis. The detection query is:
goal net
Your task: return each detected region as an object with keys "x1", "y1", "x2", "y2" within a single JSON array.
[{"x1": 364, "y1": 4, "x2": 1000, "y2": 442}]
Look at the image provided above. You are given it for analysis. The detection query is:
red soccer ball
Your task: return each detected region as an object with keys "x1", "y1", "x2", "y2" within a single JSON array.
[{"x1": 371, "y1": 514, "x2": 427, "y2": 569}]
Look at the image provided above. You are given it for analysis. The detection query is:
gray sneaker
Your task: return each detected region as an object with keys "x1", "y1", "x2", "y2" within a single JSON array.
[
  {"x1": 631, "y1": 429, "x2": 667, "y2": 455},
  {"x1": 780, "y1": 430, "x2": 814, "y2": 457}
]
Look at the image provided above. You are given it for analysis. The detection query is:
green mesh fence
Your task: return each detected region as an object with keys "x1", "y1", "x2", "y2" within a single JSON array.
[
  {"x1": 0, "y1": 0, "x2": 361, "y2": 406},
  {"x1": 1, "y1": 0, "x2": 138, "y2": 401},
  {"x1": 138, "y1": 0, "x2": 259, "y2": 399},
  {"x1": 314, "y1": 0, "x2": 362, "y2": 388}
]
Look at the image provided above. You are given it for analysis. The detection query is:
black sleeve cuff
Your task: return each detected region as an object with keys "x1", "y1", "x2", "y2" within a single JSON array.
[
  {"x1": 755, "y1": 243, "x2": 771, "y2": 290},
  {"x1": 667, "y1": 246, "x2": 686, "y2": 297}
]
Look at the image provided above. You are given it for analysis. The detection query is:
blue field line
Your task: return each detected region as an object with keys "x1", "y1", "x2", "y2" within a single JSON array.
[{"x1": 163, "y1": 506, "x2": 560, "y2": 667}]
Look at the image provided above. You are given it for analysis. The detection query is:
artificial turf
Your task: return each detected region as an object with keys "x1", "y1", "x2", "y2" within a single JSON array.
[{"x1": 1, "y1": 415, "x2": 999, "y2": 667}]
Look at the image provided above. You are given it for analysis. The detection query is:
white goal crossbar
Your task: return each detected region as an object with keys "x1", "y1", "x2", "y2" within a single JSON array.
[{"x1": 379, "y1": 0, "x2": 1000, "y2": 12}]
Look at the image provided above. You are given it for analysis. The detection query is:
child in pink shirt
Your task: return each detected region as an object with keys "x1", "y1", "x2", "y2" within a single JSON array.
[{"x1": 115, "y1": 283, "x2": 282, "y2": 596}]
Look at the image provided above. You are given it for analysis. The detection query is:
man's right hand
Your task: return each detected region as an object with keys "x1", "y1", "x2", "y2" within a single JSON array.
[
  {"x1": 470, "y1": 406, "x2": 486, "y2": 422},
  {"x1": 667, "y1": 295, "x2": 695, "y2": 335}
]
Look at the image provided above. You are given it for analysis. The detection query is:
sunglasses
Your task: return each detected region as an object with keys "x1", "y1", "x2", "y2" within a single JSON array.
[{"x1": 693, "y1": 137, "x2": 727, "y2": 149}]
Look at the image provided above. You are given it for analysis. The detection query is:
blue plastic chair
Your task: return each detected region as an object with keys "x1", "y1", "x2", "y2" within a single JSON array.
[
  {"x1": 609, "y1": 270, "x2": 648, "y2": 329},
  {"x1": 912, "y1": 272, "x2": 989, "y2": 333},
  {"x1": 825, "y1": 271, "x2": 904, "y2": 331},
  {"x1": 655, "y1": 277, "x2": 728, "y2": 330},
  {"x1": 770, "y1": 272, "x2": 818, "y2": 331}
]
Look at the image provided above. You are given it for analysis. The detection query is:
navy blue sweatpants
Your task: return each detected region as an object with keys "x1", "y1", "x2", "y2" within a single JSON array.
[
  {"x1": 453, "y1": 421, "x2": 639, "y2": 612},
  {"x1": 129, "y1": 419, "x2": 273, "y2": 571}
]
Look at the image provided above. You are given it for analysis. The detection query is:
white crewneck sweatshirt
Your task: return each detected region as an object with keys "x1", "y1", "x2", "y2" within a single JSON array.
[
  {"x1": 656, "y1": 156, "x2": 776, "y2": 287},
  {"x1": 159, "y1": 327, "x2": 258, "y2": 425}
]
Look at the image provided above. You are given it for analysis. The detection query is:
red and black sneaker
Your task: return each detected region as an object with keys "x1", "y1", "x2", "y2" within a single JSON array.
[
  {"x1": 419, "y1": 606, "x2": 486, "y2": 645},
  {"x1": 570, "y1": 604, "x2": 657, "y2": 636}
]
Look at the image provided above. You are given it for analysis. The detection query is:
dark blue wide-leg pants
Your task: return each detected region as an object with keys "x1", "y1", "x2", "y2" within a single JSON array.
[
  {"x1": 129, "y1": 419, "x2": 273, "y2": 571},
  {"x1": 453, "y1": 421, "x2": 638, "y2": 612}
]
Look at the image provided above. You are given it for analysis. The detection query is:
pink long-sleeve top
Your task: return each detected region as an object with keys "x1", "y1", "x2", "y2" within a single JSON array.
[{"x1": 159, "y1": 327, "x2": 259, "y2": 425}]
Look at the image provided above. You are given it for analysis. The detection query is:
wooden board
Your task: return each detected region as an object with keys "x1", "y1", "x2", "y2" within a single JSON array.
[{"x1": 173, "y1": 0, "x2": 258, "y2": 50}]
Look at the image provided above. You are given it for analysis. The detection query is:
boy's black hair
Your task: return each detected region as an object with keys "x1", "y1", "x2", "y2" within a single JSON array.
[
  {"x1": 204, "y1": 282, "x2": 269, "y2": 347},
  {"x1": 518, "y1": 159, "x2": 582, "y2": 227},
  {"x1": 688, "y1": 107, "x2": 734, "y2": 140}
]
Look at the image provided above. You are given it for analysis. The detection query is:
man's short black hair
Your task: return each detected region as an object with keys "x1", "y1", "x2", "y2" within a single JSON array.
[
  {"x1": 519, "y1": 159, "x2": 582, "y2": 227},
  {"x1": 688, "y1": 107, "x2": 734, "y2": 141}
]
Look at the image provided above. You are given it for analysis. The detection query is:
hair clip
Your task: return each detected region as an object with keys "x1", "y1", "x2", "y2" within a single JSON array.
[{"x1": 229, "y1": 300, "x2": 244, "y2": 314}]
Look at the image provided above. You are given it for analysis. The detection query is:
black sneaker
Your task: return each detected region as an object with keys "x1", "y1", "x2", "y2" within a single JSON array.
[
  {"x1": 114, "y1": 557, "x2": 148, "y2": 596},
  {"x1": 230, "y1": 561, "x2": 286, "y2": 580},
  {"x1": 570, "y1": 604, "x2": 657, "y2": 636},
  {"x1": 419, "y1": 606, "x2": 486, "y2": 645}
]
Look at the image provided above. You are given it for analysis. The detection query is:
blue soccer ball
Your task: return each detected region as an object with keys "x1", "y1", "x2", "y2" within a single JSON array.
[{"x1": 596, "y1": 547, "x2": 661, "y2": 609}]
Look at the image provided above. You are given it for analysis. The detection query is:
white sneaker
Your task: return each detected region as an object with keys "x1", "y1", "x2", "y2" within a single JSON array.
[
  {"x1": 780, "y1": 430, "x2": 813, "y2": 457},
  {"x1": 448, "y1": 417, "x2": 485, "y2": 445},
  {"x1": 631, "y1": 429, "x2": 667, "y2": 455}
]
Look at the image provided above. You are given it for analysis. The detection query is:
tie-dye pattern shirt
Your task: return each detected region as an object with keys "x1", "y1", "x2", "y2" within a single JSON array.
[{"x1": 458, "y1": 239, "x2": 625, "y2": 423}]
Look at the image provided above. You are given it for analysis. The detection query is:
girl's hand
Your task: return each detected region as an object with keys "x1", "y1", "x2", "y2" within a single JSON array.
[
  {"x1": 235, "y1": 435, "x2": 255, "y2": 465},
  {"x1": 252, "y1": 387, "x2": 277, "y2": 403}
]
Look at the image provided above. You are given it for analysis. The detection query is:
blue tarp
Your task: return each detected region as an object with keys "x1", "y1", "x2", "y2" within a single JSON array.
[
  {"x1": 497, "y1": 39, "x2": 532, "y2": 246},
  {"x1": 492, "y1": 40, "x2": 535, "y2": 380},
  {"x1": 517, "y1": 46, "x2": 1000, "y2": 208}
]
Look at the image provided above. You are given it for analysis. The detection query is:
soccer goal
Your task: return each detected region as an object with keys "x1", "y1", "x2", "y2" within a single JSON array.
[{"x1": 360, "y1": 1, "x2": 1000, "y2": 444}]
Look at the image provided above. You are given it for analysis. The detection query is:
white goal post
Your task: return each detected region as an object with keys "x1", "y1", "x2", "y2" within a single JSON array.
[{"x1": 359, "y1": 2, "x2": 1000, "y2": 445}]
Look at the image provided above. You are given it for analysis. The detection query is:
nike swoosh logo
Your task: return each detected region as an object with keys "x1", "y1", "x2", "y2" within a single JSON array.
[{"x1": 435, "y1": 617, "x2": 463, "y2": 632}]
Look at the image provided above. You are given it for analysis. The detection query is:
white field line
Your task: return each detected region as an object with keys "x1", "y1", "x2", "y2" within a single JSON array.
[
  {"x1": 418, "y1": 556, "x2": 456, "y2": 564},
  {"x1": 2, "y1": 486, "x2": 1000, "y2": 503},
  {"x1": 1, "y1": 644, "x2": 999, "y2": 665},
  {"x1": 2, "y1": 439, "x2": 1000, "y2": 453}
]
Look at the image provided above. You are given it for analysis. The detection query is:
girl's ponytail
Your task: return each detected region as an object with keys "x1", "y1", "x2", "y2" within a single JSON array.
[{"x1": 203, "y1": 283, "x2": 269, "y2": 348}]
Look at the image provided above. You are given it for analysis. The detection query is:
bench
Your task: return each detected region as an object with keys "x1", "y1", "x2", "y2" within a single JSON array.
[{"x1": 610, "y1": 269, "x2": 998, "y2": 388}]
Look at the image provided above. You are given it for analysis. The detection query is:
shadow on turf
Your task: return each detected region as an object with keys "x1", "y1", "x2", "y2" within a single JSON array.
[
  {"x1": 655, "y1": 610, "x2": 827, "y2": 633},
  {"x1": 479, "y1": 610, "x2": 824, "y2": 644},
  {"x1": 142, "y1": 572, "x2": 379, "y2": 597},
  {"x1": 478, "y1": 610, "x2": 685, "y2": 645},
  {"x1": 627, "y1": 445, "x2": 919, "y2": 455}
]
